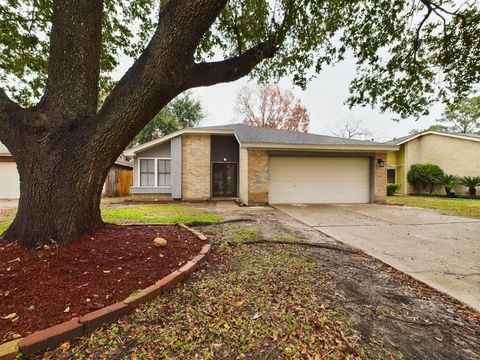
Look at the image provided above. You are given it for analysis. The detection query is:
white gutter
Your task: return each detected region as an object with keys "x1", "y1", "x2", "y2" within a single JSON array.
[{"x1": 240, "y1": 142, "x2": 399, "y2": 152}]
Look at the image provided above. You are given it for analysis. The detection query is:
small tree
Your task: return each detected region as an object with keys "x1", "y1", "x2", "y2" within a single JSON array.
[
  {"x1": 330, "y1": 118, "x2": 372, "y2": 140},
  {"x1": 235, "y1": 84, "x2": 310, "y2": 132},
  {"x1": 407, "y1": 164, "x2": 444, "y2": 194},
  {"x1": 435, "y1": 174, "x2": 460, "y2": 196},
  {"x1": 460, "y1": 176, "x2": 480, "y2": 198},
  {"x1": 132, "y1": 92, "x2": 205, "y2": 146}
]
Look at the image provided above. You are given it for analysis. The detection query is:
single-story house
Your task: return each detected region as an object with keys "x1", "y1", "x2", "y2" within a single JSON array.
[
  {"x1": 123, "y1": 124, "x2": 398, "y2": 205},
  {"x1": 385, "y1": 131, "x2": 480, "y2": 195},
  {"x1": 0, "y1": 141, "x2": 133, "y2": 199}
]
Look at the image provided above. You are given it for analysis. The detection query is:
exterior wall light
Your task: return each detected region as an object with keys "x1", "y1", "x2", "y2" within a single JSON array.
[{"x1": 377, "y1": 159, "x2": 385, "y2": 167}]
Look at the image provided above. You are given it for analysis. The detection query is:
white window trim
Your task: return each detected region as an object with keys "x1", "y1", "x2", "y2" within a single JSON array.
[{"x1": 138, "y1": 157, "x2": 171, "y2": 187}]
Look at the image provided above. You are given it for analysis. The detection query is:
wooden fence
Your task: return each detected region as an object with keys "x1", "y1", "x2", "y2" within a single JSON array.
[{"x1": 104, "y1": 170, "x2": 133, "y2": 197}]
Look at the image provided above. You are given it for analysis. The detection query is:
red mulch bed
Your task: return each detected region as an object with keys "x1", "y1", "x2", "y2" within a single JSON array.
[{"x1": 0, "y1": 224, "x2": 203, "y2": 342}]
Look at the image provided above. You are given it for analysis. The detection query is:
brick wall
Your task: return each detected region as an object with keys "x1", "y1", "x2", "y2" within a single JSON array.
[
  {"x1": 247, "y1": 149, "x2": 269, "y2": 204},
  {"x1": 374, "y1": 152, "x2": 387, "y2": 204},
  {"x1": 182, "y1": 134, "x2": 211, "y2": 200}
]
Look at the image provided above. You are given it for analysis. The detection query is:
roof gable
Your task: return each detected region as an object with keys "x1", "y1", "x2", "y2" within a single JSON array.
[{"x1": 385, "y1": 131, "x2": 480, "y2": 145}]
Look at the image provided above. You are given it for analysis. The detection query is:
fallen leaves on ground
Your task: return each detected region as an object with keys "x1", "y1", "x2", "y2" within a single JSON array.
[{"x1": 51, "y1": 245, "x2": 385, "y2": 359}]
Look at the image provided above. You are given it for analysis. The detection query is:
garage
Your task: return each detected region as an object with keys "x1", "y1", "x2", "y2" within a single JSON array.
[
  {"x1": 268, "y1": 156, "x2": 371, "y2": 204},
  {"x1": 0, "y1": 162, "x2": 20, "y2": 199}
]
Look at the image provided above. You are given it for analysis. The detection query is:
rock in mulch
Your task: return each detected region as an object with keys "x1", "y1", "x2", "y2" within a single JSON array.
[{"x1": 153, "y1": 237, "x2": 167, "y2": 247}]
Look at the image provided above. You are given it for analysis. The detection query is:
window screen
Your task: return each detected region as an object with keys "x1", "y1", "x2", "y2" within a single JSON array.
[
  {"x1": 140, "y1": 159, "x2": 155, "y2": 186},
  {"x1": 157, "y1": 159, "x2": 171, "y2": 187}
]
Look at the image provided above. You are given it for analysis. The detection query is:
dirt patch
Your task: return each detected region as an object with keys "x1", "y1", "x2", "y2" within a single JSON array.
[
  {"x1": 0, "y1": 225, "x2": 203, "y2": 342},
  {"x1": 202, "y1": 207, "x2": 480, "y2": 359}
]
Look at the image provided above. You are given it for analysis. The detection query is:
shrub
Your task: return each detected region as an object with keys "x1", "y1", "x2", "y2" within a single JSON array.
[
  {"x1": 460, "y1": 176, "x2": 480, "y2": 198},
  {"x1": 387, "y1": 183, "x2": 400, "y2": 196},
  {"x1": 435, "y1": 174, "x2": 460, "y2": 196},
  {"x1": 407, "y1": 164, "x2": 444, "y2": 194}
]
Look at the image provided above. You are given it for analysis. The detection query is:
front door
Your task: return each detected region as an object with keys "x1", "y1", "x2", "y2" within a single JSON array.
[{"x1": 212, "y1": 163, "x2": 237, "y2": 197}]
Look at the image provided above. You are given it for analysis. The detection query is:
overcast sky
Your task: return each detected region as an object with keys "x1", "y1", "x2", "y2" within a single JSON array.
[{"x1": 116, "y1": 52, "x2": 443, "y2": 142}]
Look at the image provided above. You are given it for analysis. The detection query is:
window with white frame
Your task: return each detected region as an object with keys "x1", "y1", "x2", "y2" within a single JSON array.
[{"x1": 139, "y1": 158, "x2": 171, "y2": 187}]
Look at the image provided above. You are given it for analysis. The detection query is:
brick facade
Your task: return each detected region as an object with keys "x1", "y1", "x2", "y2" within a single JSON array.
[
  {"x1": 247, "y1": 149, "x2": 269, "y2": 205},
  {"x1": 374, "y1": 152, "x2": 387, "y2": 204},
  {"x1": 182, "y1": 134, "x2": 211, "y2": 200}
]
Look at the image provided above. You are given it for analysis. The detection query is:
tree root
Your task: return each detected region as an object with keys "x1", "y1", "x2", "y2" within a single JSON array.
[
  {"x1": 222, "y1": 239, "x2": 357, "y2": 254},
  {"x1": 188, "y1": 218, "x2": 256, "y2": 227}
]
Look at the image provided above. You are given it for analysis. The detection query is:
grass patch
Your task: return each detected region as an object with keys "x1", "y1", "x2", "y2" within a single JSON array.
[
  {"x1": 274, "y1": 234, "x2": 305, "y2": 243},
  {"x1": 0, "y1": 204, "x2": 220, "y2": 235},
  {"x1": 387, "y1": 195, "x2": 480, "y2": 218},
  {"x1": 101, "y1": 204, "x2": 221, "y2": 225},
  {"x1": 59, "y1": 245, "x2": 370, "y2": 359},
  {"x1": 0, "y1": 209, "x2": 16, "y2": 234},
  {"x1": 229, "y1": 228, "x2": 260, "y2": 243}
]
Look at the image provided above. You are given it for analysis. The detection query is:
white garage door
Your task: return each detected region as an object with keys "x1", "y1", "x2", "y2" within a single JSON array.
[
  {"x1": 269, "y1": 157, "x2": 370, "y2": 204},
  {"x1": 0, "y1": 162, "x2": 20, "y2": 199}
]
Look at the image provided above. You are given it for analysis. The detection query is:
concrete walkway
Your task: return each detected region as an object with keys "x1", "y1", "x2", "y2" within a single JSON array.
[{"x1": 275, "y1": 203, "x2": 480, "y2": 311}]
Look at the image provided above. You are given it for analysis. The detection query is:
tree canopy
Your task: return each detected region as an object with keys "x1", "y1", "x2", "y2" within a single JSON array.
[
  {"x1": 132, "y1": 92, "x2": 205, "y2": 146},
  {"x1": 2, "y1": 0, "x2": 479, "y2": 118}
]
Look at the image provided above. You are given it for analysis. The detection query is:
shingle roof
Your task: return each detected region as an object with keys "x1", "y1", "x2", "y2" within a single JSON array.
[
  {"x1": 384, "y1": 130, "x2": 480, "y2": 145},
  {"x1": 125, "y1": 123, "x2": 398, "y2": 156},
  {"x1": 192, "y1": 123, "x2": 383, "y2": 146}
]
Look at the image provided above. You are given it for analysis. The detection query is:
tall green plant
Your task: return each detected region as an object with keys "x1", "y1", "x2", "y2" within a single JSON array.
[
  {"x1": 407, "y1": 164, "x2": 444, "y2": 194},
  {"x1": 460, "y1": 176, "x2": 480, "y2": 198},
  {"x1": 435, "y1": 174, "x2": 460, "y2": 196}
]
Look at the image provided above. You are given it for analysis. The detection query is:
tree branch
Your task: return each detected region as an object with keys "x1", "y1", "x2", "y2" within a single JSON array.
[
  {"x1": 190, "y1": 41, "x2": 277, "y2": 87},
  {"x1": 41, "y1": 0, "x2": 103, "y2": 119},
  {"x1": 89, "y1": 0, "x2": 228, "y2": 168},
  {"x1": 0, "y1": 89, "x2": 26, "y2": 150}
]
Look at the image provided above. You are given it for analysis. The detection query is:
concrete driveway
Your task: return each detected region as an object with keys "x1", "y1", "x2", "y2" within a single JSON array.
[{"x1": 275, "y1": 203, "x2": 480, "y2": 311}]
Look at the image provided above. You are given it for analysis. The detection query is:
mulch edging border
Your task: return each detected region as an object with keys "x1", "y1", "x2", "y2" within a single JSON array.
[{"x1": 0, "y1": 224, "x2": 210, "y2": 359}]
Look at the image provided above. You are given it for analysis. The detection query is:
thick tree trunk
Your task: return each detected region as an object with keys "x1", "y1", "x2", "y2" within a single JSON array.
[
  {"x1": 0, "y1": 0, "x2": 277, "y2": 248},
  {"x1": 2, "y1": 139, "x2": 108, "y2": 247}
]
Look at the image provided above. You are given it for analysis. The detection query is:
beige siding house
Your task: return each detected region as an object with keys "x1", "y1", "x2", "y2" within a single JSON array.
[
  {"x1": 0, "y1": 141, "x2": 19, "y2": 199},
  {"x1": 124, "y1": 124, "x2": 398, "y2": 205},
  {"x1": 386, "y1": 131, "x2": 480, "y2": 195}
]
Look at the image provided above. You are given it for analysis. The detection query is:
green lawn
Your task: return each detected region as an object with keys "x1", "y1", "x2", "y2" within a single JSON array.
[
  {"x1": 387, "y1": 195, "x2": 480, "y2": 218},
  {"x1": 0, "y1": 209, "x2": 16, "y2": 234},
  {"x1": 0, "y1": 204, "x2": 220, "y2": 235},
  {"x1": 101, "y1": 204, "x2": 221, "y2": 225}
]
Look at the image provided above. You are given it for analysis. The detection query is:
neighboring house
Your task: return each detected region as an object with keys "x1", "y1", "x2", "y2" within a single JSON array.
[
  {"x1": 124, "y1": 124, "x2": 398, "y2": 205},
  {"x1": 385, "y1": 131, "x2": 480, "y2": 195},
  {"x1": 0, "y1": 141, "x2": 19, "y2": 199},
  {"x1": 0, "y1": 141, "x2": 133, "y2": 199}
]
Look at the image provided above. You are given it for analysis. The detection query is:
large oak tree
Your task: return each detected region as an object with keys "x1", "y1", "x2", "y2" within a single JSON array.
[{"x1": 1, "y1": 0, "x2": 479, "y2": 247}]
